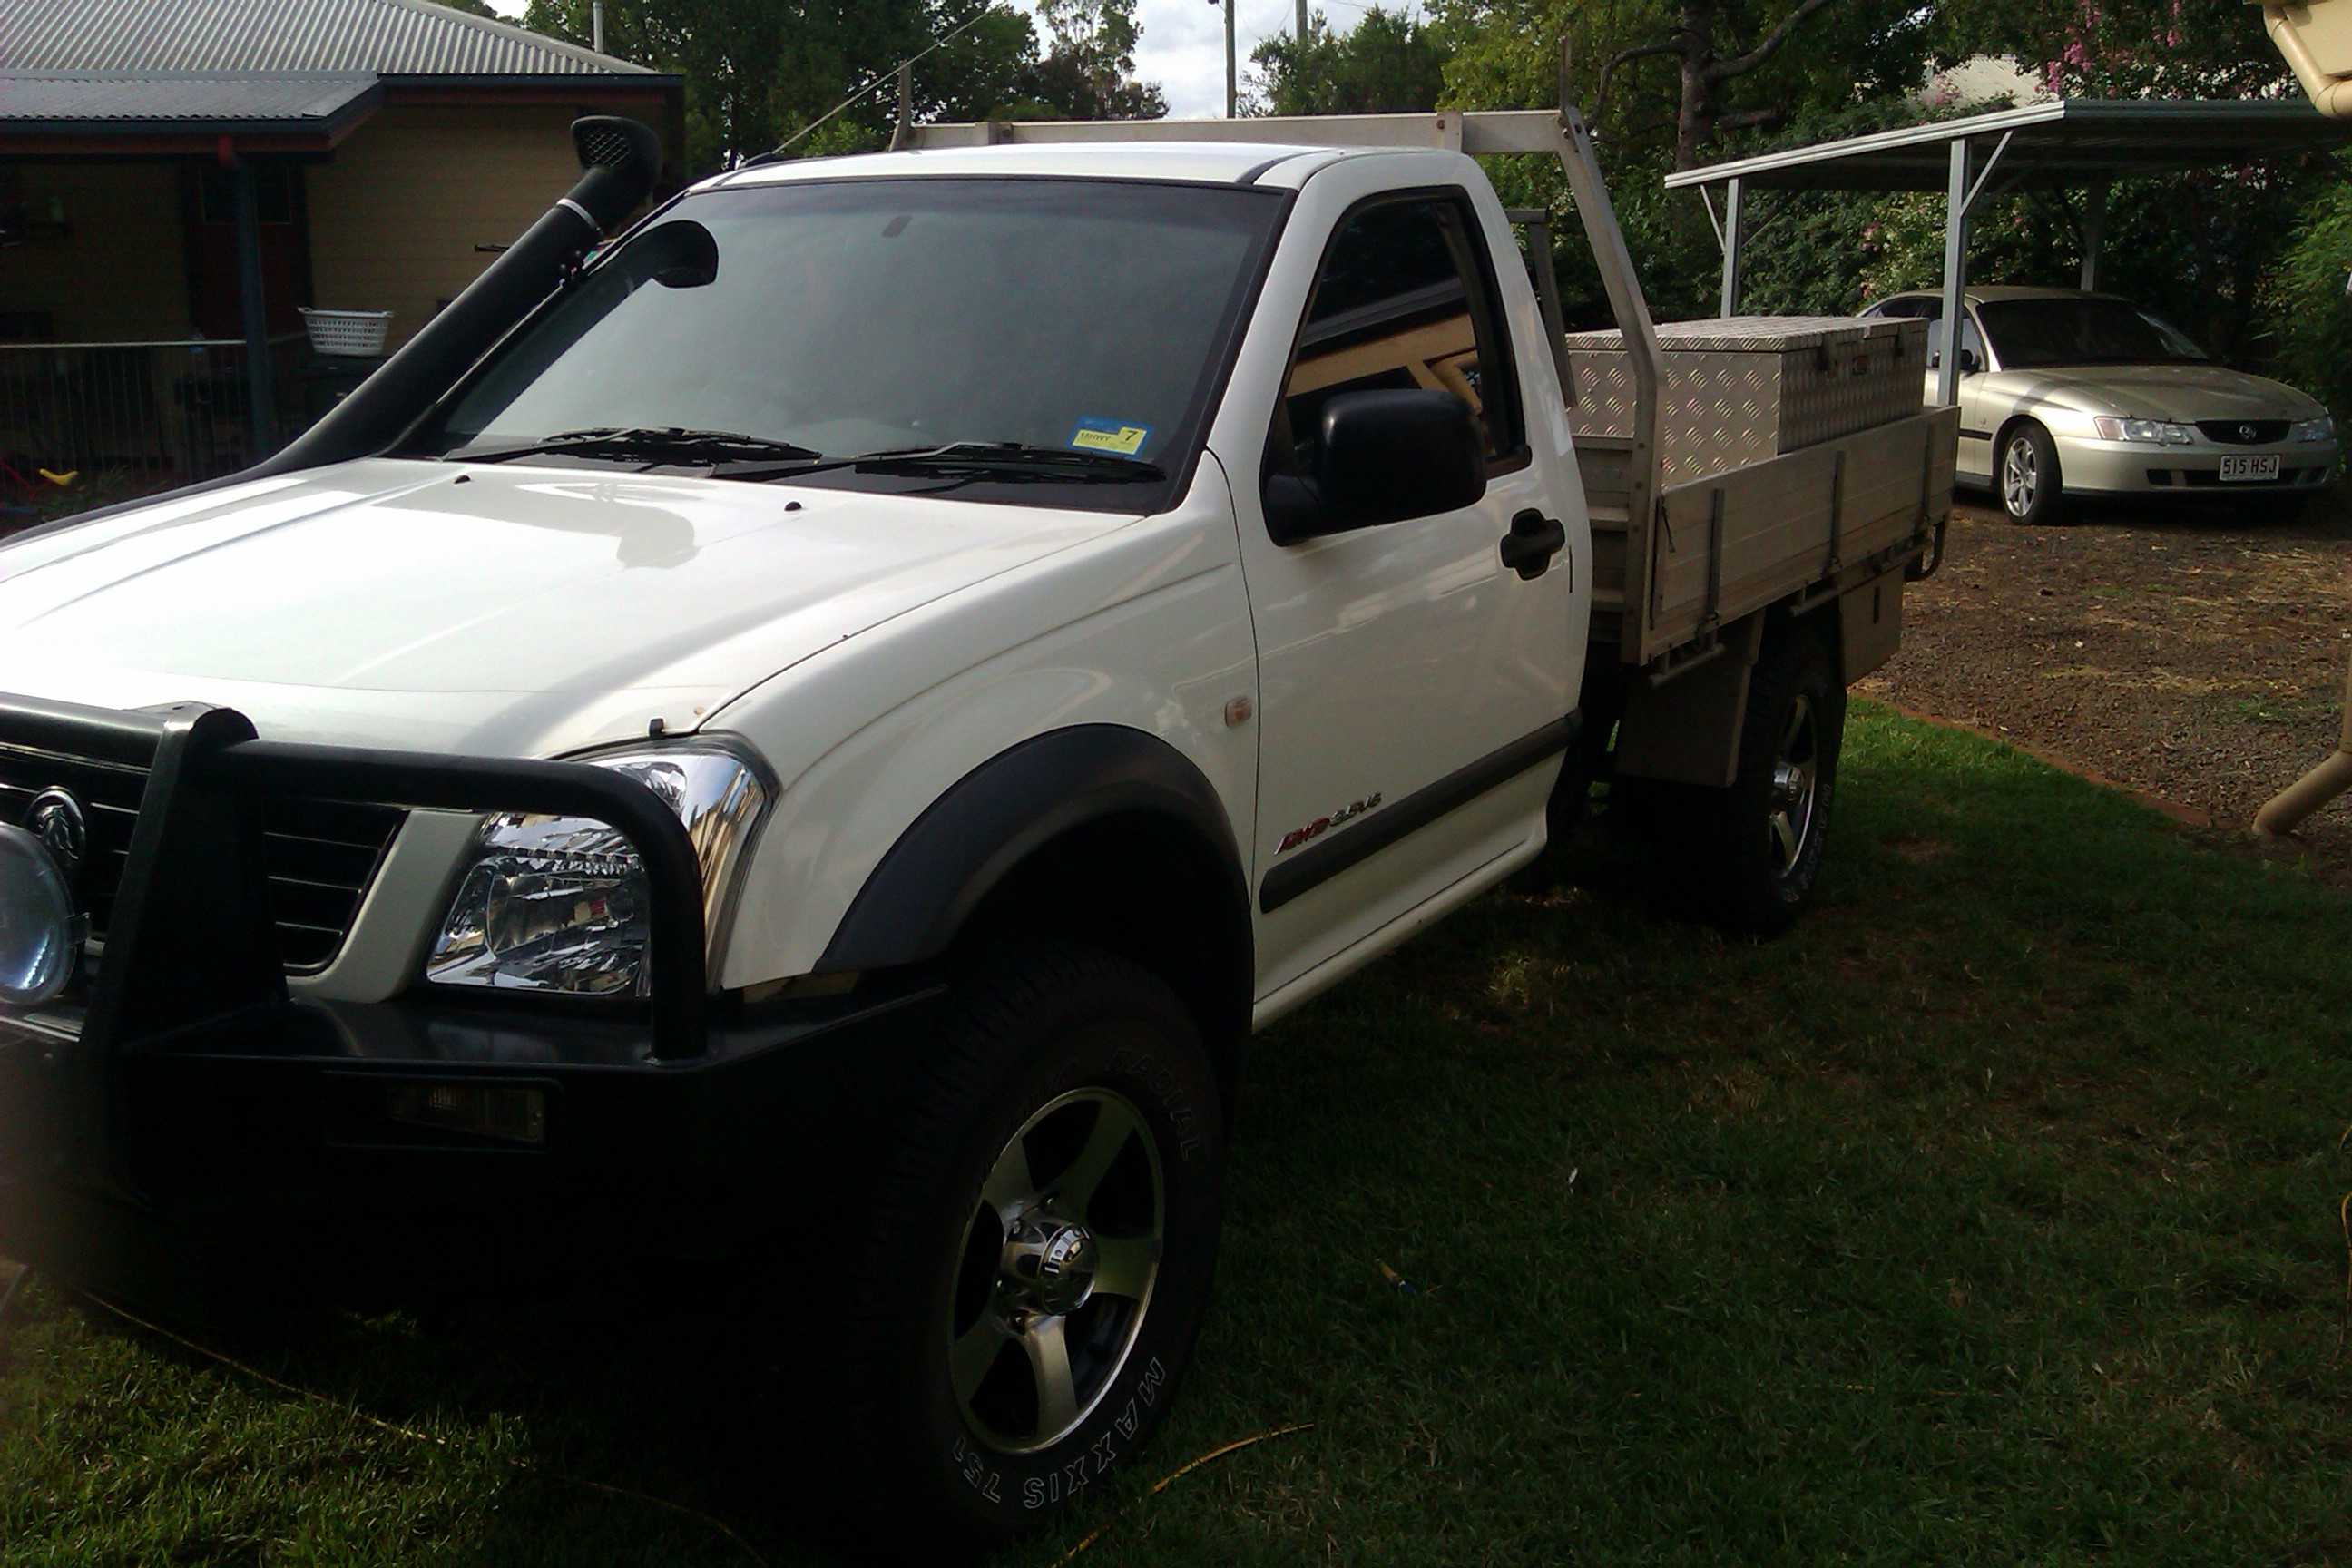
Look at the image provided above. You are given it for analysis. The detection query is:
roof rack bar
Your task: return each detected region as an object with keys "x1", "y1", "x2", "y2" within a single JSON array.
[{"x1": 902, "y1": 108, "x2": 1590, "y2": 154}]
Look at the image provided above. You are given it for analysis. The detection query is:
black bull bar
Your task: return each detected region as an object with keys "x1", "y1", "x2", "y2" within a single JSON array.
[
  {"x1": 0, "y1": 692, "x2": 933, "y2": 1296},
  {"x1": 1, "y1": 692, "x2": 708, "y2": 1054}
]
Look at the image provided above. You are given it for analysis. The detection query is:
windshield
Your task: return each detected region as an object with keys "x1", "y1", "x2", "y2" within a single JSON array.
[
  {"x1": 1975, "y1": 298, "x2": 2210, "y2": 369},
  {"x1": 409, "y1": 176, "x2": 1286, "y2": 509}
]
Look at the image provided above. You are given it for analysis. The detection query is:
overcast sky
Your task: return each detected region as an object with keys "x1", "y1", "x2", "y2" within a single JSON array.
[{"x1": 484, "y1": 0, "x2": 1342, "y2": 121}]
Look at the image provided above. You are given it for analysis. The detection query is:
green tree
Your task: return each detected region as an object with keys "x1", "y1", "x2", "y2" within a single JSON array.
[
  {"x1": 524, "y1": 0, "x2": 930, "y2": 169},
  {"x1": 520, "y1": 0, "x2": 1079, "y2": 171},
  {"x1": 1250, "y1": 7, "x2": 1452, "y2": 116},
  {"x1": 1435, "y1": 0, "x2": 1931, "y2": 319},
  {"x1": 2264, "y1": 169, "x2": 2352, "y2": 416},
  {"x1": 1024, "y1": 0, "x2": 1166, "y2": 120},
  {"x1": 913, "y1": 0, "x2": 1050, "y2": 122},
  {"x1": 1592, "y1": 0, "x2": 1861, "y2": 169},
  {"x1": 1928, "y1": 0, "x2": 2288, "y2": 99}
]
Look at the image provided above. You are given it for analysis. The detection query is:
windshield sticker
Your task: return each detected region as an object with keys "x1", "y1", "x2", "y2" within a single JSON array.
[{"x1": 1069, "y1": 417, "x2": 1152, "y2": 456}]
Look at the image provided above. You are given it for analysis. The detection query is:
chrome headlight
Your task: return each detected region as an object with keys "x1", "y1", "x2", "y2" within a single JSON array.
[
  {"x1": 2294, "y1": 415, "x2": 2336, "y2": 444},
  {"x1": 2093, "y1": 416, "x2": 2193, "y2": 446},
  {"x1": 425, "y1": 745, "x2": 768, "y2": 997}
]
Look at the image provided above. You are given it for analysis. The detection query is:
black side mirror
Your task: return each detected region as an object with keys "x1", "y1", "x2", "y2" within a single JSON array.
[
  {"x1": 1958, "y1": 348, "x2": 1983, "y2": 375},
  {"x1": 632, "y1": 220, "x2": 719, "y2": 289},
  {"x1": 1264, "y1": 388, "x2": 1486, "y2": 544}
]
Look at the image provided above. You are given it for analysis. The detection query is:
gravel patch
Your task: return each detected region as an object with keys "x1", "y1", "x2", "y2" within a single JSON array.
[{"x1": 1858, "y1": 487, "x2": 2352, "y2": 867}]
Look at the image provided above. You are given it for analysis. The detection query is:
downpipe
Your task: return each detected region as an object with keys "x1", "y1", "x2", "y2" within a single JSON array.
[
  {"x1": 2253, "y1": 653, "x2": 2352, "y2": 838},
  {"x1": 2260, "y1": 2, "x2": 2352, "y2": 119}
]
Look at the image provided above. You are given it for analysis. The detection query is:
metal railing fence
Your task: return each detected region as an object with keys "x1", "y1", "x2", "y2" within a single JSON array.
[{"x1": 0, "y1": 338, "x2": 306, "y2": 519}]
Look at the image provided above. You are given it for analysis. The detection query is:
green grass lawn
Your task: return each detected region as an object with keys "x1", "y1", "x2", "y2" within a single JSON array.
[{"x1": 7, "y1": 701, "x2": 2352, "y2": 1566}]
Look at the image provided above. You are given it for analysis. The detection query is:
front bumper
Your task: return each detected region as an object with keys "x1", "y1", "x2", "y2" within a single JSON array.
[
  {"x1": 0, "y1": 691, "x2": 933, "y2": 1308},
  {"x1": 0, "y1": 985, "x2": 941, "y2": 1305},
  {"x1": 2053, "y1": 436, "x2": 2340, "y2": 497}
]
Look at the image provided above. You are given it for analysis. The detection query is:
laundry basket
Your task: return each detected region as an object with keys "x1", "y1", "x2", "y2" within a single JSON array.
[{"x1": 299, "y1": 308, "x2": 392, "y2": 358}]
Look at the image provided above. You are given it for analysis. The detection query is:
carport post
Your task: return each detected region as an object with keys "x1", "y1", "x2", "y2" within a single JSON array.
[
  {"x1": 2081, "y1": 183, "x2": 2108, "y2": 292},
  {"x1": 1937, "y1": 138, "x2": 1971, "y2": 408},
  {"x1": 1718, "y1": 176, "x2": 1744, "y2": 318},
  {"x1": 226, "y1": 152, "x2": 279, "y2": 456}
]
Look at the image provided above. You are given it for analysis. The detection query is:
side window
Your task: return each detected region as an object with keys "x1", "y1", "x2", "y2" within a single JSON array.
[
  {"x1": 1929, "y1": 312, "x2": 1984, "y2": 369},
  {"x1": 1271, "y1": 194, "x2": 1524, "y2": 481}
]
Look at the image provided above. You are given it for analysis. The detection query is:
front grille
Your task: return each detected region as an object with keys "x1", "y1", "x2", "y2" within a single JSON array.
[
  {"x1": 0, "y1": 742, "x2": 404, "y2": 975},
  {"x1": 0, "y1": 741, "x2": 143, "y2": 937},
  {"x1": 260, "y1": 796, "x2": 407, "y2": 970},
  {"x1": 2197, "y1": 420, "x2": 2291, "y2": 446}
]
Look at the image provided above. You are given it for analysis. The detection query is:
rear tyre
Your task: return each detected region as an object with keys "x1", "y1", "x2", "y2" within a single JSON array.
[
  {"x1": 830, "y1": 944, "x2": 1225, "y2": 1557},
  {"x1": 1999, "y1": 422, "x2": 2063, "y2": 525},
  {"x1": 1658, "y1": 626, "x2": 1843, "y2": 936}
]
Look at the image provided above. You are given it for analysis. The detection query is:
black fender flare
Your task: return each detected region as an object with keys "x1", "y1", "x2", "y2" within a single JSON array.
[{"x1": 816, "y1": 724, "x2": 1250, "y2": 974}]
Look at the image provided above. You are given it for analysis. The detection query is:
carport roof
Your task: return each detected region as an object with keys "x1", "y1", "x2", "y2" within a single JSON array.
[{"x1": 1664, "y1": 98, "x2": 2352, "y2": 192}]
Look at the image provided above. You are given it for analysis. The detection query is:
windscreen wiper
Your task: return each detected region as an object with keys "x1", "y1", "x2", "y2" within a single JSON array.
[
  {"x1": 444, "y1": 427, "x2": 827, "y2": 466},
  {"x1": 711, "y1": 441, "x2": 1166, "y2": 485}
]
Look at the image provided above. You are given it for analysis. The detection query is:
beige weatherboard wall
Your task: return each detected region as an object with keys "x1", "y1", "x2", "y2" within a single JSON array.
[{"x1": 307, "y1": 103, "x2": 587, "y2": 353}]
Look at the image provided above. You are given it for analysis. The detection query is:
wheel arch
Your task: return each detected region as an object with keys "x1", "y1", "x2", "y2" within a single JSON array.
[
  {"x1": 1994, "y1": 412, "x2": 2054, "y2": 468},
  {"x1": 818, "y1": 724, "x2": 1254, "y2": 1093}
]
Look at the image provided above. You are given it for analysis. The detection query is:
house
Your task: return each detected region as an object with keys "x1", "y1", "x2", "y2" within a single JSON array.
[{"x1": 0, "y1": 0, "x2": 681, "y2": 507}]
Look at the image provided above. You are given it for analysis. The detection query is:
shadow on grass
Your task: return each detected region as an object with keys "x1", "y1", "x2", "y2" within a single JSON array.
[{"x1": 8, "y1": 703, "x2": 2352, "y2": 1566}]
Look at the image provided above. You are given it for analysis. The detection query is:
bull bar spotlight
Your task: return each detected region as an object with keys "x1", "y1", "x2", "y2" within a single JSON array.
[{"x1": 0, "y1": 821, "x2": 77, "y2": 1006}]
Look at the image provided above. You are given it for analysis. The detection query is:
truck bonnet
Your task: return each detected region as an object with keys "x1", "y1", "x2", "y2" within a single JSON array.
[{"x1": 0, "y1": 461, "x2": 1129, "y2": 757}]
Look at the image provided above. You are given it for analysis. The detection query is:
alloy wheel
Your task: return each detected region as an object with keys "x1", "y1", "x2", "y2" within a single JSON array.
[
  {"x1": 1766, "y1": 691, "x2": 1819, "y2": 876},
  {"x1": 2002, "y1": 436, "x2": 2039, "y2": 519},
  {"x1": 949, "y1": 1087, "x2": 1164, "y2": 1455}
]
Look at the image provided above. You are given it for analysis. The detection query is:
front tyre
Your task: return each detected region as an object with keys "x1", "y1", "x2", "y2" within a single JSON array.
[
  {"x1": 2000, "y1": 422, "x2": 2063, "y2": 525},
  {"x1": 836, "y1": 945, "x2": 1225, "y2": 1555}
]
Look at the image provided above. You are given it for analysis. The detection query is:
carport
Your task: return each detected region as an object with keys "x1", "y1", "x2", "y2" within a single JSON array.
[{"x1": 1665, "y1": 99, "x2": 2352, "y2": 406}]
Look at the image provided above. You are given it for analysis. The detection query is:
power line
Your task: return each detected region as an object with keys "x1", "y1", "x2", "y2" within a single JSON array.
[{"x1": 768, "y1": 5, "x2": 1004, "y2": 158}]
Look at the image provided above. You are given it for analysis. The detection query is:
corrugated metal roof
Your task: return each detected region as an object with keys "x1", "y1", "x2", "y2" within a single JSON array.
[
  {"x1": 0, "y1": 0, "x2": 654, "y2": 77},
  {"x1": 0, "y1": 69, "x2": 377, "y2": 122}
]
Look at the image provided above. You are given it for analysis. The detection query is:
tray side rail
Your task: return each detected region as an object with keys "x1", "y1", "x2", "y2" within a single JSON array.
[{"x1": 1630, "y1": 407, "x2": 1958, "y2": 664}]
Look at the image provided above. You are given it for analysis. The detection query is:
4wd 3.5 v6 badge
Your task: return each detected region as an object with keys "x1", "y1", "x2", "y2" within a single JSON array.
[{"x1": 1276, "y1": 792, "x2": 1381, "y2": 855}]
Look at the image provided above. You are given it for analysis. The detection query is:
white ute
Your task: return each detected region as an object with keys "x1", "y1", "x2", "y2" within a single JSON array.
[{"x1": 0, "y1": 109, "x2": 1955, "y2": 1552}]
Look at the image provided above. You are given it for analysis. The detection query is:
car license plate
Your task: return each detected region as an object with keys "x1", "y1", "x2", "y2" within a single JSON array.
[{"x1": 2220, "y1": 455, "x2": 2281, "y2": 483}]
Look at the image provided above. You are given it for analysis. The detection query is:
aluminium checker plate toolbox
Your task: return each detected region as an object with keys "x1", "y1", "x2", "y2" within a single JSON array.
[{"x1": 1563, "y1": 316, "x2": 1931, "y2": 486}]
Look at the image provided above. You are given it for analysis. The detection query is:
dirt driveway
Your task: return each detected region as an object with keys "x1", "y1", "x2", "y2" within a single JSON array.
[{"x1": 1857, "y1": 487, "x2": 2352, "y2": 865}]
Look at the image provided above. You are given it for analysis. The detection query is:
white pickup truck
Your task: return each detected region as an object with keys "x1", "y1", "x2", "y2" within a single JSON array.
[{"x1": 0, "y1": 111, "x2": 1953, "y2": 1551}]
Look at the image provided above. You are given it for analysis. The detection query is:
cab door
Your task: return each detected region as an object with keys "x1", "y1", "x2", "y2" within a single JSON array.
[{"x1": 1219, "y1": 163, "x2": 1583, "y2": 1005}]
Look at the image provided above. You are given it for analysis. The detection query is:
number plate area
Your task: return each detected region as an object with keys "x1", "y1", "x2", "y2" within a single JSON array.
[{"x1": 2219, "y1": 454, "x2": 2282, "y2": 483}]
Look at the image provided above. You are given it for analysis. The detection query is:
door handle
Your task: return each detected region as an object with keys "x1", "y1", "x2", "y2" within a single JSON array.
[{"x1": 1500, "y1": 509, "x2": 1567, "y2": 582}]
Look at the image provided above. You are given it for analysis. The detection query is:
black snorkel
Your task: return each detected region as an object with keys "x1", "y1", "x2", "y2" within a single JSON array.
[{"x1": 250, "y1": 115, "x2": 665, "y2": 477}]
